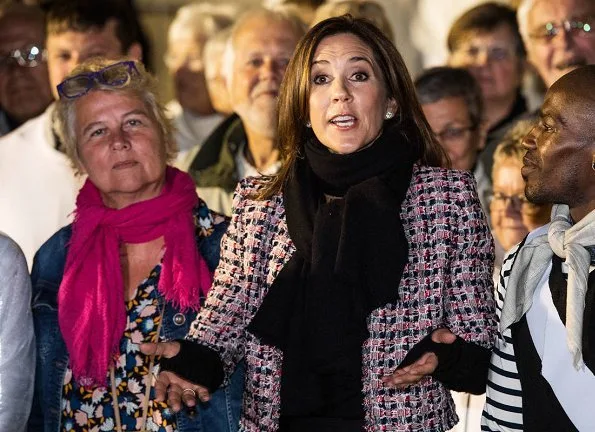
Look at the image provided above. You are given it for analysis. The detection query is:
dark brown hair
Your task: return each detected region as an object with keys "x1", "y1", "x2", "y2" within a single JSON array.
[
  {"x1": 45, "y1": 0, "x2": 142, "y2": 55},
  {"x1": 259, "y1": 14, "x2": 446, "y2": 199}
]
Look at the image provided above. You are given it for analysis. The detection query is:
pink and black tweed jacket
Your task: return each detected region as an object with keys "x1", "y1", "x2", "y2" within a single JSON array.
[{"x1": 188, "y1": 165, "x2": 497, "y2": 432}]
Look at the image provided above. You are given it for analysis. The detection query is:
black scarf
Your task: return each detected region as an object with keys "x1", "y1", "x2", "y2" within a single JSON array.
[{"x1": 247, "y1": 123, "x2": 420, "y2": 421}]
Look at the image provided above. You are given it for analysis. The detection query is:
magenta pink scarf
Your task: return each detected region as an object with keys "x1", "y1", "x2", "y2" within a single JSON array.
[{"x1": 58, "y1": 166, "x2": 212, "y2": 386}]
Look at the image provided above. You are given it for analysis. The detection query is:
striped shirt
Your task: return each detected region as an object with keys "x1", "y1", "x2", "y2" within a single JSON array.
[
  {"x1": 481, "y1": 225, "x2": 595, "y2": 431},
  {"x1": 481, "y1": 234, "x2": 530, "y2": 431}
]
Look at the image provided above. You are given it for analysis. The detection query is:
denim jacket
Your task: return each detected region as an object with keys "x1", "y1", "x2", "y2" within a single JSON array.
[{"x1": 28, "y1": 205, "x2": 244, "y2": 432}]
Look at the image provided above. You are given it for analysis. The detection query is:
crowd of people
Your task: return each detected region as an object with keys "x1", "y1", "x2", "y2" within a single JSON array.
[{"x1": 0, "y1": 0, "x2": 593, "y2": 431}]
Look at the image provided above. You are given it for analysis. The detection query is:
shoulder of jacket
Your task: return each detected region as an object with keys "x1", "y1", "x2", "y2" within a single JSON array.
[
  {"x1": 408, "y1": 166, "x2": 477, "y2": 203},
  {"x1": 0, "y1": 233, "x2": 26, "y2": 265},
  {"x1": 414, "y1": 165, "x2": 475, "y2": 183}
]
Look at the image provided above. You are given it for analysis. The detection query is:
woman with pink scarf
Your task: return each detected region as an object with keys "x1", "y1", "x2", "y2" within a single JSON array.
[{"x1": 27, "y1": 58, "x2": 243, "y2": 432}]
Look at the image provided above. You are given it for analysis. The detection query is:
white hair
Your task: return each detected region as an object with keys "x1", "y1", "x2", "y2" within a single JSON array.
[
  {"x1": 168, "y1": 2, "x2": 238, "y2": 42},
  {"x1": 204, "y1": 27, "x2": 232, "y2": 80},
  {"x1": 221, "y1": 7, "x2": 307, "y2": 92},
  {"x1": 221, "y1": 31, "x2": 235, "y2": 93},
  {"x1": 517, "y1": 0, "x2": 536, "y2": 47}
]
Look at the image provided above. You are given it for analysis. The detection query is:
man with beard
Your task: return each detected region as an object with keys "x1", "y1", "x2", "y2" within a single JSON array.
[
  {"x1": 482, "y1": 65, "x2": 595, "y2": 431},
  {"x1": 186, "y1": 8, "x2": 305, "y2": 215}
]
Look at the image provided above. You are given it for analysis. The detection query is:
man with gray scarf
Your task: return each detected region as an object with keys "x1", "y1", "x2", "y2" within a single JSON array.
[{"x1": 482, "y1": 65, "x2": 595, "y2": 431}]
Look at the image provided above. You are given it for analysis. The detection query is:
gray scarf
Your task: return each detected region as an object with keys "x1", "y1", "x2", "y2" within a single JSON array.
[{"x1": 500, "y1": 204, "x2": 595, "y2": 369}]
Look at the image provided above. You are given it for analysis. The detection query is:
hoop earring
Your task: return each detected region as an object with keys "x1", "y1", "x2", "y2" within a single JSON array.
[{"x1": 306, "y1": 121, "x2": 311, "y2": 128}]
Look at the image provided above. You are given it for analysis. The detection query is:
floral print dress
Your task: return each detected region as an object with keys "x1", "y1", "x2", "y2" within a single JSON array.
[{"x1": 61, "y1": 264, "x2": 177, "y2": 432}]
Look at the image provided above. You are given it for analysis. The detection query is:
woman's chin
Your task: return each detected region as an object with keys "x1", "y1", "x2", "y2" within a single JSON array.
[{"x1": 324, "y1": 139, "x2": 374, "y2": 155}]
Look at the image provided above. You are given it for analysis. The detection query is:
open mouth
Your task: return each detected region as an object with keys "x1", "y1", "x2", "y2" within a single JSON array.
[{"x1": 329, "y1": 115, "x2": 356, "y2": 128}]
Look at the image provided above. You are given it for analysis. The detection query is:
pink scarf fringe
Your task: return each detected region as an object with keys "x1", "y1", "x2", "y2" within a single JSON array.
[{"x1": 58, "y1": 167, "x2": 212, "y2": 386}]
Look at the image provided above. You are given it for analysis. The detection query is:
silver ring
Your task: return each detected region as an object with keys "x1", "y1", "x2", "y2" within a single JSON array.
[{"x1": 182, "y1": 388, "x2": 197, "y2": 398}]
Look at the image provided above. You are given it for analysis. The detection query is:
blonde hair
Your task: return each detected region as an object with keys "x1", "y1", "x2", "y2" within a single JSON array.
[{"x1": 55, "y1": 58, "x2": 175, "y2": 174}]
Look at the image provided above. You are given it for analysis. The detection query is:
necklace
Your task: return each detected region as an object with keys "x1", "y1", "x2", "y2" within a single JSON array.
[{"x1": 109, "y1": 303, "x2": 166, "y2": 432}]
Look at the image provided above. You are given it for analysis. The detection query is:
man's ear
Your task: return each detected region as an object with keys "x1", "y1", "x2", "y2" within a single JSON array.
[{"x1": 126, "y1": 42, "x2": 143, "y2": 62}]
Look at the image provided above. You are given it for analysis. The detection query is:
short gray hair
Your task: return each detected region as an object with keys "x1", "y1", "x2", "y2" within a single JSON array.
[
  {"x1": 55, "y1": 58, "x2": 175, "y2": 174},
  {"x1": 415, "y1": 66, "x2": 484, "y2": 130},
  {"x1": 221, "y1": 7, "x2": 307, "y2": 90},
  {"x1": 516, "y1": 0, "x2": 535, "y2": 47},
  {"x1": 204, "y1": 27, "x2": 232, "y2": 80}
]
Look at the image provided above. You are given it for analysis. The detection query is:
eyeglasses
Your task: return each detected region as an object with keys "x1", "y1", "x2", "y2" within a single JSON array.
[
  {"x1": 452, "y1": 44, "x2": 517, "y2": 63},
  {"x1": 489, "y1": 192, "x2": 534, "y2": 212},
  {"x1": 435, "y1": 125, "x2": 476, "y2": 142},
  {"x1": 57, "y1": 61, "x2": 139, "y2": 100},
  {"x1": 0, "y1": 44, "x2": 47, "y2": 70},
  {"x1": 529, "y1": 17, "x2": 593, "y2": 42}
]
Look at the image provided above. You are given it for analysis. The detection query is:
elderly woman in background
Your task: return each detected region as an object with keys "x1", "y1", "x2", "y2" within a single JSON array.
[
  {"x1": 28, "y1": 59, "x2": 243, "y2": 432},
  {"x1": 490, "y1": 119, "x2": 551, "y2": 275},
  {"x1": 164, "y1": 2, "x2": 238, "y2": 161},
  {"x1": 144, "y1": 16, "x2": 496, "y2": 432},
  {"x1": 0, "y1": 232, "x2": 34, "y2": 432}
]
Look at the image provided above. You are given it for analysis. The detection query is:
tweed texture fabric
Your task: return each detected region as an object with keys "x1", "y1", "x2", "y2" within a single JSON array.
[{"x1": 187, "y1": 165, "x2": 497, "y2": 432}]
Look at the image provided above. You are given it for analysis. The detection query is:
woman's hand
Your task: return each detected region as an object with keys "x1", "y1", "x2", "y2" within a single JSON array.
[
  {"x1": 381, "y1": 328, "x2": 457, "y2": 389},
  {"x1": 140, "y1": 342, "x2": 211, "y2": 412}
]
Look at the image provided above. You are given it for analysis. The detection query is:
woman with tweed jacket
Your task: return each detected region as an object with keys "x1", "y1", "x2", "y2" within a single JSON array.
[{"x1": 143, "y1": 16, "x2": 497, "y2": 432}]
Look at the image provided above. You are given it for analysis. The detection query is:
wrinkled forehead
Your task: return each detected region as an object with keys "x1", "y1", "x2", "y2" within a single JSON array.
[{"x1": 529, "y1": 0, "x2": 595, "y2": 26}]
